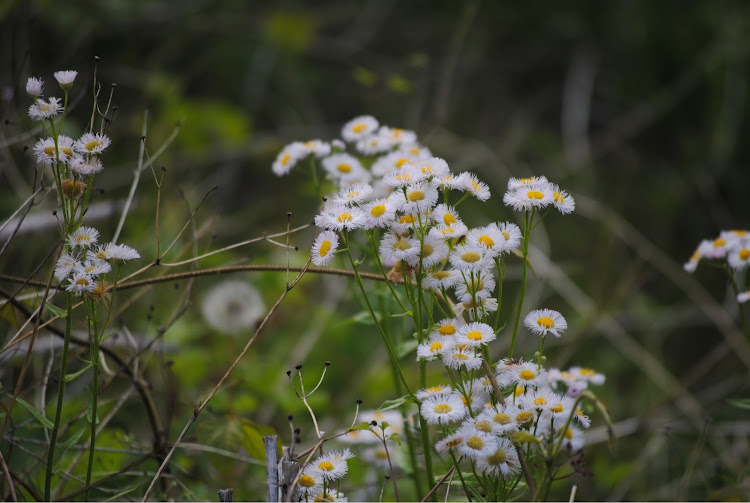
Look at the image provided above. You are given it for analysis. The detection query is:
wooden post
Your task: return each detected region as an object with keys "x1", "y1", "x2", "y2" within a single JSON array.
[
  {"x1": 217, "y1": 488, "x2": 233, "y2": 502},
  {"x1": 279, "y1": 446, "x2": 301, "y2": 502},
  {"x1": 264, "y1": 435, "x2": 279, "y2": 502}
]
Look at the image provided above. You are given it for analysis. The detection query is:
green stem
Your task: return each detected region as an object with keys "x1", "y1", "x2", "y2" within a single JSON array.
[
  {"x1": 45, "y1": 291, "x2": 74, "y2": 501},
  {"x1": 508, "y1": 210, "x2": 532, "y2": 357},
  {"x1": 84, "y1": 299, "x2": 100, "y2": 499}
]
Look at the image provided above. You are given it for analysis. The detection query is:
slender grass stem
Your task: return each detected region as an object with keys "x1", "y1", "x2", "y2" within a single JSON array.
[{"x1": 508, "y1": 210, "x2": 532, "y2": 357}]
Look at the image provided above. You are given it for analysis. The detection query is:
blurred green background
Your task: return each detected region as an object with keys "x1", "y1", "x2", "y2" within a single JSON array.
[{"x1": 2, "y1": 0, "x2": 750, "y2": 500}]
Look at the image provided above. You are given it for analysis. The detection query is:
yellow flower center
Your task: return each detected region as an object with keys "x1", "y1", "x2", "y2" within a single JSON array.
[
  {"x1": 434, "y1": 403, "x2": 453, "y2": 414},
  {"x1": 454, "y1": 353, "x2": 469, "y2": 360},
  {"x1": 318, "y1": 240, "x2": 332, "y2": 257},
  {"x1": 551, "y1": 403, "x2": 564, "y2": 413},
  {"x1": 346, "y1": 191, "x2": 360, "y2": 199},
  {"x1": 375, "y1": 449, "x2": 388, "y2": 460},
  {"x1": 442, "y1": 213, "x2": 457, "y2": 225},
  {"x1": 713, "y1": 238, "x2": 726, "y2": 247},
  {"x1": 337, "y1": 163, "x2": 352, "y2": 173},
  {"x1": 84, "y1": 265, "x2": 96, "y2": 273},
  {"x1": 554, "y1": 191, "x2": 565, "y2": 203},
  {"x1": 75, "y1": 235, "x2": 91, "y2": 244},
  {"x1": 318, "y1": 460, "x2": 334, "y2": 471},
  {"x1": 580, "y1": 368, "x2": 595, "y2": 377},
  {"x1": 441, "y1": 227, "x2": 456, "y2": 235},
  {"x1": 392, "y1": 240, "x2": 412, "y2": 251},
  {"x1": 471, "y1": 180, "x2": 481, "y2": 191},
  {"x1": 488, "y1": 449, "x2": 507, "y2": 465},
  {"x1": 352, "y1": 123, "x2": 366, "y2": 133},
  {"x1": 516, "y1": 411, "x2": 533, "y2": 423},
  {"x1": 76, "y1": 278, "x2": 89, "y2": 286},
  {"x1": 740, "y1": 249, "x2": 750, "y2": 260},
  {"x1": 409, "y1": 147, "x2": 420, "y2": 155},
  {"x1": 61, "y1": 147, "x2": 73, "y2": 157},
  {"x1": 370, "y1": 204, "x2": 386, "y2": 217},
  {"x1": 565, "y1": 428, "x2": 573, "y2": 439},
  {"x1": 465, "y1": 435, "x2": 484, "y2": 450},
  {"x1": 501, "y1": 231, "x2": 510, "y2": 240},
  {"x1": 421, "y1": 244, "x2": 434, "y2": 256},
  {"x1": 281, "y1": 153, "x2": 291, "y2": 165},
  {"x1": 446, "y1": 438, "x2": 463, "y2": 448},
  {"x1": 690, "y1": 250, "x2": 700, "y2": 261},
  {"x1": 395, "y1": 158, "x2": 409, "y2": 168},
  {"x1": 493, "y1": 413, "x2": 511, "y2": 425},
  {"x1": 396, "y1": 174, "x2": 411, "y2": 182},
  {"x1": 336, "y1": 213, "x2": 352, "y2": 223},
  {"x1": 537, "y1": 316, "x2": 554, "y2": 329},
  {"x1": 478, "y1": 235, "x2": 494, "y2": 247},
  {"x1": 438, "y1": 324, "x2": 456, "y2": 335},
  {"x1": 519, "y1": 370, "x2": 536, "y2": 381},
  {"x1": 475, "y1": 420, "x2": 493, "y2": 433},
  {"x1": 527, "y1": 190, "x2": 544, "y2": 200},
  {"x1": 399, "y1": 215, "x2": 415, "y2": 224},
  {"x1": 299, "y1": 475, "x2": 316, "y2": 488},
  {"x1": 84, "y1": 140, "x2": 101, "y2": 152},
  {"x1": 432, "y1": 271, "x2": 451, "y2": 280},
  {"x1": 520, "y1": 177, "x2": 536, "y2": 184},
  {"x1": 461, "y1": 251, "x2": 481, "y2": 263},
  {"x1": 534, "y1": 397, "x2": 548, "y2": 406},
  {"x1": 466, "y1": 330, "x2": 483, "y2": 341},
  {"x1": 96, "y1": 250, "x2": 107, "y2": 260},
  {"x1": 408, "y1": 190, "x2": 425, "y2": 202},
  {"x1": 427, "y1": 385, "x2": 446, "y2": 393},
  {"x1": 421, "y1": 165, "x2": 433, "y2": 174},
  {"x1": 429, "y1": 341, "x2": 443, "y2": 352},
  {"x1": 44, "y1": 146, "x2": 56, "y2": 157}
]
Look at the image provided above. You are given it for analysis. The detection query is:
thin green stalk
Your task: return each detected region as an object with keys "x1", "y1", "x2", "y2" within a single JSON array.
[
  {"x1": 45, "y1": 291, "x2": 74, "y2": 501},
  {"x1": 493, "y1": 257, "x2": 505, "y2": 331},
  {"x1": 508, "y1": 210, "x2": 532, "y2": 357},
  {"x1": 84, "y1": 299, "x2": 100, "y2": 499}
]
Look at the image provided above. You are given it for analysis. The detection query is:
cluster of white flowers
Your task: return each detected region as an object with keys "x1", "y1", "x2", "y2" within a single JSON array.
[
  {"x1": 54, "y1": 226, "x2": 140, "y2": 296},
  {"x1": 27, "y1": 72, "x2": 111, "y2": 179},
  {"x1": 297, "y1": 448, "x2": 354, "y2": 501},
  {"x1": 684, "y1": 229, "x2": 750, "y2": 302}
]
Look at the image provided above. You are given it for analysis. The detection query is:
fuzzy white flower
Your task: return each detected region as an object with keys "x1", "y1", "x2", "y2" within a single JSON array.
[
  {"x1": 449, "y1": 244, "x2": 491, "y2": 272},
  {"x1": 396, "y1": 182, "x2": 439, "y2": 214},
  {"x1": 459, "y1": 172, "x2": 491, "y2": 201},
  {"x1": 300, "y1": 139, "x2": 331, "y2": 158},
  {"x1": 332, "y1": 182, "x2": 373, "y2": 206},
  {"x1": 29, "y1": 97, "x2": 62, "y2": 120},
  {"x1": 272, "y1": 142, "x2": 306, "y2": 176},
  {"x1": 507, "y1": 176, "x2": 549, "y2": 190},
  {"x1": 417, "y1": 337, "x2": 450, "y2": 360},
  {"x1": 321, "y1": 153, "x2": 368, "y2": 181},
  {"x1": 454, "y1": 272, "x2": 496, "y2": 303},
  {"x1": 684, "y1": 239, "x2": 713, "y2": 272},
  {"x1": 441, "y1": 345, "x2": 482, "y2": 370},
  {"x1": 53, "y1": 70, "x2": 78, "y2": 88},
  {"x1": 104, "y1": 243, "x2": 141, "y2": 261},
  {"x1": 202, "y1": 280, "x2": 266, "y2": 334},
  {"x1": 379, "y1": 234, "x2": 420, "y2": 263},
  {"x1": 420, "y1": 393, "x2": 467, "y2": 425},
  {"x1": 26, "y1": 77, "x2": 44, "y2": 96},
  {"x1": 454, "y1": 322, "x2": 496, "y2": 348},
  {"x1": 67, "y1": 226, "x2": 99, "y2": 249},
  {"x1": 54, "y1": 252, "x2": 79, "y2": 281},
  {"x1": 428, "y1": 222, "x2": 469, "y2": 241},
  {"x1": 738, "y1": 291, "x2": 750, "y2": 303},
  {"x1": 311, "y1": 231, "x2": 340, "y2": 266},
  {"x1": 362, "y1": 198, "x2": 397, "y2": 229},
  {"x1": 503, "y1": 182, "x2": 554, "y2": 211},
  {"x1": 434, "y1": 431, "x2": 465, "y2": 454},
  {"x1": 456, "y1": 425, "x2": 497, "y2": 460},
  {"x1": 404, "y1": 236, "x2": 449, "y2": 268},
  {"x1": 75, "y1": 133, "x2": 111, "y2": 155},
  {"x1": 70, "y1": 157, "x2": 103, "y2": 175},
  {"x1": 415, "y1": 384, "x2": 453, "y2": 400},
  {"x1": 314, "y1": 205, "x2": 366, "y2": 232},
  {"x1": 74, "y1": 258, "x2": 112, "y2": 277},
  {"x1": 727, "y1": 243, "x2": 750, "y2": 270},
  {"x1": 496, "y1": 358, "x2": 548, "y2": 389},
  {"x1": 568, "y1": 366, "x2": 605, "y2": 385},
  {"x1": 551, "y1": 184, "x2": 575, "y2": 214},
  {"x1": 422, "y1": 270, "x2": 460, "y2": 291},
  {"x1": 342, "y1": 115, "x2": 379, "y2": 142},
  {"x1": 33, "y1": 136, "x2": 75, "y2": 165},
  {"x1": 431, "y1": 204, "x2": 462, "y2": 228},
  {"x1": 67, "y1": 272, "x2": 96, "y2": 295},
  {"x1": 475, "y1": 438, "x2": 520, "y2": 478},
  {"x1": 411, "y1": 157, "x2": 450, "y2": 179},
  {"x1": 429, "y1": 318, "x2": 463, "y2": 339},
  {"x1": 524, "y1": 308, "x2": 567, "y2": 338},
  {"x1": 310, "y1": 448, "x2": 355, "y2": 482}
]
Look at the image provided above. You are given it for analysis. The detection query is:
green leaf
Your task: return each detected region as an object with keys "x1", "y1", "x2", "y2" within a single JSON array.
[
  {"x1": 377, "y1": 395, "x2": 415, "y2": 413},
  {"x1": 52, "y1": 428, "x2": 86, "y2": 474},
  {"x1": 728, "y1": 398, "x2": 750, "y2": 410},
  {"x1": 13, "y1": 396, "x2": 53, "y2": 429},
  {"x1": 397, "y1": 338, "x2": 419, "y2": 359},
  {"x1": 241, "y1": 421, "x2": 278, "y2": 461},
  {"x1": 388, "y1": 432, "x2": 402, "y2": 446},
  {"x1": 45, "y1": 301, "x2": 67, "y2": 318},
  {"x1": 104, "y1": 484, "x2": 141, "y2": 502},
  {"x1": 510, "y1": 431, "x2": 542, "y2": 444},
  {"x1": 348, "y1": 422, "x2": 373, "y2": 432},
  {"x1": 65, "y1": 363, "x2": 93, "y2": 383},
  {"x1": 86, "y1": 387, "x2": 99, "y2": 425}
]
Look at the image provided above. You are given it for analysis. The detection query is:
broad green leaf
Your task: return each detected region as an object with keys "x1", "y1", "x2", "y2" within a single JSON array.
[
  {"x1": 388, "y1": 432, "x2": 402, "y2": 446},
  {"x1": 52, "y1": 428, "x2": 86, "y2": 473},
  {"x1": 14, "y1": 396, "x2": 53, "y2": 429},
  {"x1": 348, "y1": 422, "x2": 373, "y2": 432},
  {"x1": 377, "y1": 395, "x2": 415, "y2": 413},
  {"x1": 65, "y1": 363, "x2": 93, "y2": 383},
  {"x1": 241, "y1": 421, "x2": 278, "y2": 461},
  {"x1": 45, "y1": 301, "x2": 67, "y2": 318}
]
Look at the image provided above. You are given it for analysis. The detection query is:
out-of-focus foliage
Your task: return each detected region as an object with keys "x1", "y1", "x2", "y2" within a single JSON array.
[{"x1": 1, "y1": 0, "x2": 750, "y2": 501}]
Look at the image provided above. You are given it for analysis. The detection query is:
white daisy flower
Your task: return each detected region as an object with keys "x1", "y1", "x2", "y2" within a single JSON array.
[
  {"x1": 524, "y1": 308, "x2": 568, "y2": 338},
  {"x1": 503, "y1": 183, "x2": 555, "y2": 211},
  {"x1": 74, "y1": 258, "x2": 111, "y2": 277},
  {"x1": 497, "y1": 222, "x2": 522, "y2": 251},
  {"x1": 434, "y1": 431, "x2": 465, "y2": 454},
  {"x1": 54, "y1": 252, "x2": 79, "y2": 281},
  {"x1": 415, "y1": 384, "x2": 453, "y2": 400},
  {"x1": 412, "y1": 157, "x2": 450, "y2": 179},
  {"x1": 332, "y1": 182, "x2": 373, "y2": 206},
  {"x1": 67, "y1": 272, "x2": 96, "y2": 295},
  {"x1": 382, "y1": 170, "x2": 417, "y2": 188},
  {"x1": 456, "y1": 425, "x2": 497, "y2": 460},
  {"x1": 311, "y1": 448, "x2": 354, "y2": 482},
  {"x1": 429, "y1": 318, "x2": 463, "y2": 339},
  {"x1": 422, "y1": 270, "x2": 460, "y2": 291},
  {"x1": 431, "y1": 174, "x2": 465, "y2": 191},
  {"x1": 431, "y1": 204, "x2": 462, "y2": 227},
  {"x1": 67, "y1": 226, "x2": 100, "y2": 249},
  {"x1": 466, "y1": 225, "x2": 507, "y2": 256},
  {"x1": 417, "y1": 337, "x2": 450, "y2": 360},
  {"x1": 428, "y1": 222, "x2": 469, "y2": 241},
  {"x1": 496, "y1": 359, "x2": 548, "y2": 389},
  {"x1": 551, "y1": 184, "x2": 575, "y2": 214},
  {"x1": 727, "y1": 244, "x2": 750, "y2": 270},
  {"x1": 705, "y1": 235, "x2": 731, "y2": 259},
  {"x1": 33, "y1": 136, "x2": 75, "y2": 165},
  {"x1": 297, "y1": 466, "x2": 324, "y2": 493},
  {"x1": 568, "y1": 366, "x2": 605, "y2": 385},
  {"x1": 362, "y1": 198, "x2": 397, "y2": 229},
  {"x1": 314, "y1": 205, "x2": 366, "y2": 232},
  {"x1": 458, "y1": 297, "x2": 498, "y2": 320},
  {"x1": 420, "y1": 393, "x2": 467, "y2": 425},
  {"x1": 507, "y1": 176, "x2": 549, "y2": 190},
  {"x1": 449, "y1": 244, "x2": 491, "y2": 272},
  {"x1": 70, "y1": 156, "x2": 103, "y2": 175},
  {"x1": 355, "y1": 134, "x2": 391, "y2": 155},
  {"x1": 454, "y1": 272, "x2": 496, "y2": 303},
  {"x1": 379, "y1": 234, "x2": 420, "y2": 263},
  {"x1": 454, "y1": 322, "x2": 496, "y2": 348},
  {"x1": 574, "y1": 407, "x2": 591, "y2": 429},
  {"x1": 377, "y1": 126, "x2": 418, "y2": 148},
  {"x1": 558, "y1": 425, "x2": 585, "y2": 451},
  {"x1": 441, "y1": 345, "x2": 482, "y2": 370},
  {"x1": 371, "y1": 151, "x2": 418, "y2": 177},
  {"x1": 202, "y1": 280, "x2": 266, "y2": 334},
  {"x1": 272, "y1": 141, "x2": 306, "y2": 176},
  {"x1": 459, "y1": 172, "x2": 491, "y2": 201},
  {"x1": 477, "y1": 406, "x2": 519, "y2": 436},
  {"x1": 389, "y1": 211, "x2": 429, "y2": 235},
  {"x1": 311, "y1": 231, "x2": 340, "y2": 266},
  {"x1": 684, "y1": 239, "x2": 713, "y2": 272},
  {"x1": 29, "y1": 97, "x2": 62, "y2": 120},
  {"x1": 103, "y1": 243, "x2": 141, "y2": 261},
  {"x1": 404, "y1": 236, "x2": 449, "y2": 268},
  {"x1": 475, "y1": 438, "x2": 520, "y2": 478},
  {"x1": 26, "y1": 77, "x2": 44, "y2": 96},
  {"x1": 301, "y1": 139, "x2": 331, "y2": 158},
  {"x1": 75, "y1": 132, "x2": 111, "y2": 155},
  {"x1": 53, "y1": 70, "x2": 78, "y2": 88},
  {"x1": 396, "y1": 182, "x2": 439, "y2": 214},
  {"x1": 321, "y1": 153, "x2": 367, "y2": 181},
  {"x1": 342, "y1": 115, "x2": 379, "y2": 142},
  {"x1": 738, "y1": 291, "x2": 750, "y2": 303}
]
